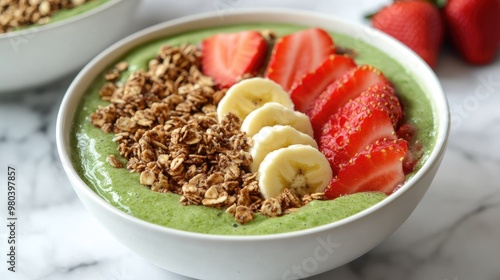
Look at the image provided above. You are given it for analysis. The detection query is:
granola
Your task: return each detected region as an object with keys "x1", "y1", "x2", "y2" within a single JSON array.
[
  {"x1": 90, "y1": 43, "x2": 324, "y2": 224},
  {"x1": 0, "y1": 0, "x2": 92, "y2": 34}
]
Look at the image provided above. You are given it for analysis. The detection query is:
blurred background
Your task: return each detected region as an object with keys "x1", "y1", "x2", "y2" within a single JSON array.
[{"x1": 1, "y1": 0, "x2": 499, "y2": 279}]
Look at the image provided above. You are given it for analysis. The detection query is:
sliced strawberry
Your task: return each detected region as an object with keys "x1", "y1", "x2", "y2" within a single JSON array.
[
  {"x1": 308, "y1": 65, "x2": 389, "y2": 134},
  {"x1": 320, "y1": 110, "x2": 397, "y2": 173},
  {"x1": 266, "y1": 28, "x2": 335, "y2": 91},
  {"x1": 320, "y1": 83, "x2": 402, "y2": 136},
  {"x1": 318, "y1": 83, "x2": 403, "y2": 172},
  {"x1": 324, "y1": 138, "x2": 408, "y2": 199},
  {"x1": 289, "y1": 54, "x2": 357, "y2": 113},
  {"x1": 201, "y1": 31, "x2": 268, "y2": 88}
]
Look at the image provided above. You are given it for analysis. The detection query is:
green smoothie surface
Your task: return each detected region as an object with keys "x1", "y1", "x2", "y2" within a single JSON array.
[{"x1": 71, "y1": 23, "x2": 437, "y2": 236}]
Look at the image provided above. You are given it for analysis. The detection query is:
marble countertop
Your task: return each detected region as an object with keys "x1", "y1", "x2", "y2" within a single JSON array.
[{"x1": 1, "y1": 0, "x2": 500, "y2": 279}]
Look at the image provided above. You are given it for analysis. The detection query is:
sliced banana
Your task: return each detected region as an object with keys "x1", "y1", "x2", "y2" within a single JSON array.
[
  {"x1": 216, "y1": 77, "x2": 294, "y2": 122},
  {"x1": 250, "y1": 125, "x2": 318, "y2": 173},
  {"x1": 258, "y1": 144, "x2": 333, "y2": 199},
  {"x1": 241, "y1": 102, "x2": 314, "y2": 137}
]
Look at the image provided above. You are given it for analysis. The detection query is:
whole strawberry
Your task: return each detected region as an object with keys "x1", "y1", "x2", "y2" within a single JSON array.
[
  {"x1": 371, "y1": 0, "x2": 444, "y2": 68},
  {"x1": 443, "y1": 0, "x2": 500, "y2": 65}
]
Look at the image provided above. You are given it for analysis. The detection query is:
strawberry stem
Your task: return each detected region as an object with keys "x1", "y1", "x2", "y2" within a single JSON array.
[
  {"x1": 425, "y1": 0, "x2": 447, "y2": 8},
  {"x1": 364, "y1": 11, "x2": 376, "y2": 20}
]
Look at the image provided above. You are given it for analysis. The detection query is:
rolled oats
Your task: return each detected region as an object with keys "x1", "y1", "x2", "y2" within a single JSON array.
[
  {"x1": 302, "y1": 192, "x2": 327, "y2": 204},
  {"x1": 278, "y1": 188, "x2": 303, "y2": 209},
  {"x1": 202, "y1": 185, "x2": 228, "y2": 207},
  {"x1": 106, "y1": 154, "x2": 123, "y2": 168},
  {"x1": 260, "y1": 197, "x2": 282, "y2": 218},
  {"x1": 90, "y1": 43, "x2": 326, "y2": 224},
  {"x1": 234, "y1": 205, "x2": 253, "y2": 224}
]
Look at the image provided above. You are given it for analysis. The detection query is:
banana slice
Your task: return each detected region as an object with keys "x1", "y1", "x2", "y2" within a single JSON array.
[
  {"x1": 250, "y1": 125, "x2": 318, "y2": 173},
  {"x1": 258, "y1": 144, "x2": 333, "y2": 199},
  {"x1": 241, "y1": 102, "x2": 314, "y2": 137},
  {"x1": 216, "y1": 77, "x2": 294, "y2": 122}
]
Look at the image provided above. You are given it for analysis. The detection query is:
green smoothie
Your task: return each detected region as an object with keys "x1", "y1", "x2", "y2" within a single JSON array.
[{"x1": 71, "y1": 23, "x2": 436, "y2": 235}]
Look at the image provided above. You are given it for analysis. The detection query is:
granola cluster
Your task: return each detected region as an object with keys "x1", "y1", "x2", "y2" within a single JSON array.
[
  {"x1": 90, "y1": 43, "x2": 324, "y2": 224},
  {"x1": 0, "y1": 0, "x2": 91, "y2": 33}
]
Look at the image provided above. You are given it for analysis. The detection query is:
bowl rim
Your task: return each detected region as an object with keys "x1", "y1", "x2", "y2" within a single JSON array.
[
  {"x1": 56, "y1": 8, "x2": 450, "y2": 241},
  {"x1": 0, "y1": 0, "x2": 122, "y2": 39}
]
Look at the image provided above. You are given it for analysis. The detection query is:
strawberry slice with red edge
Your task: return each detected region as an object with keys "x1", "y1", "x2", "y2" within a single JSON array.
[
  {"x1": 318, "y1": 83, "x2": 403, "y2": 173},
  {"x1": 320, "y1": 83, "x2": 402, "y2": 136},
  {"x1": 290, "y1": 54, "x2": 357, "y2": 113},
  {"x1": 308, "y1": 65, "x2": 389, "y2": 135},
  {"x1": 324, "y1": 138, "x2": 408, "y2": 199},
  {"x1": 201, "y1": 30, "x2": 268, "y2": 89},
  {"x1": 320, "y1": 110, "x2": 397, "y2": 173},
  {"x1": 266, "y1": 28, "x2": 335, "y2": 91}
]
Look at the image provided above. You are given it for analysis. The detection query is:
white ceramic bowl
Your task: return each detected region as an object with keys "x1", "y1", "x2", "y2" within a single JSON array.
[
  {"x1": 0, "y1": 0, "x2": 139, "y2": 93},
  {"x1": 56, "y1": 10, "x2": 449, "y2": 280}
]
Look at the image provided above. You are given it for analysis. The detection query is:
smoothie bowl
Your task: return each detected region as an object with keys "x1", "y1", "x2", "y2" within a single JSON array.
[
  {"x1": 0, "y1": 0, "x2": 139, "y2": 93},
  {"x1": 56, "y1": 10, "x2": 449, "y2": 280}
]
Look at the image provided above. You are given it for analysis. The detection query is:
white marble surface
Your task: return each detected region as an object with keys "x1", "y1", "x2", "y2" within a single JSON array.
[{"x1": 1, "y1": 0, "x2": 500, "y2": 279}]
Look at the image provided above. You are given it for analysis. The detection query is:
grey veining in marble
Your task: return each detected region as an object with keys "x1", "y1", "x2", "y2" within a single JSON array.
[{"x1": 1, "y1": 0, "x2": 500, "y2": 279}]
